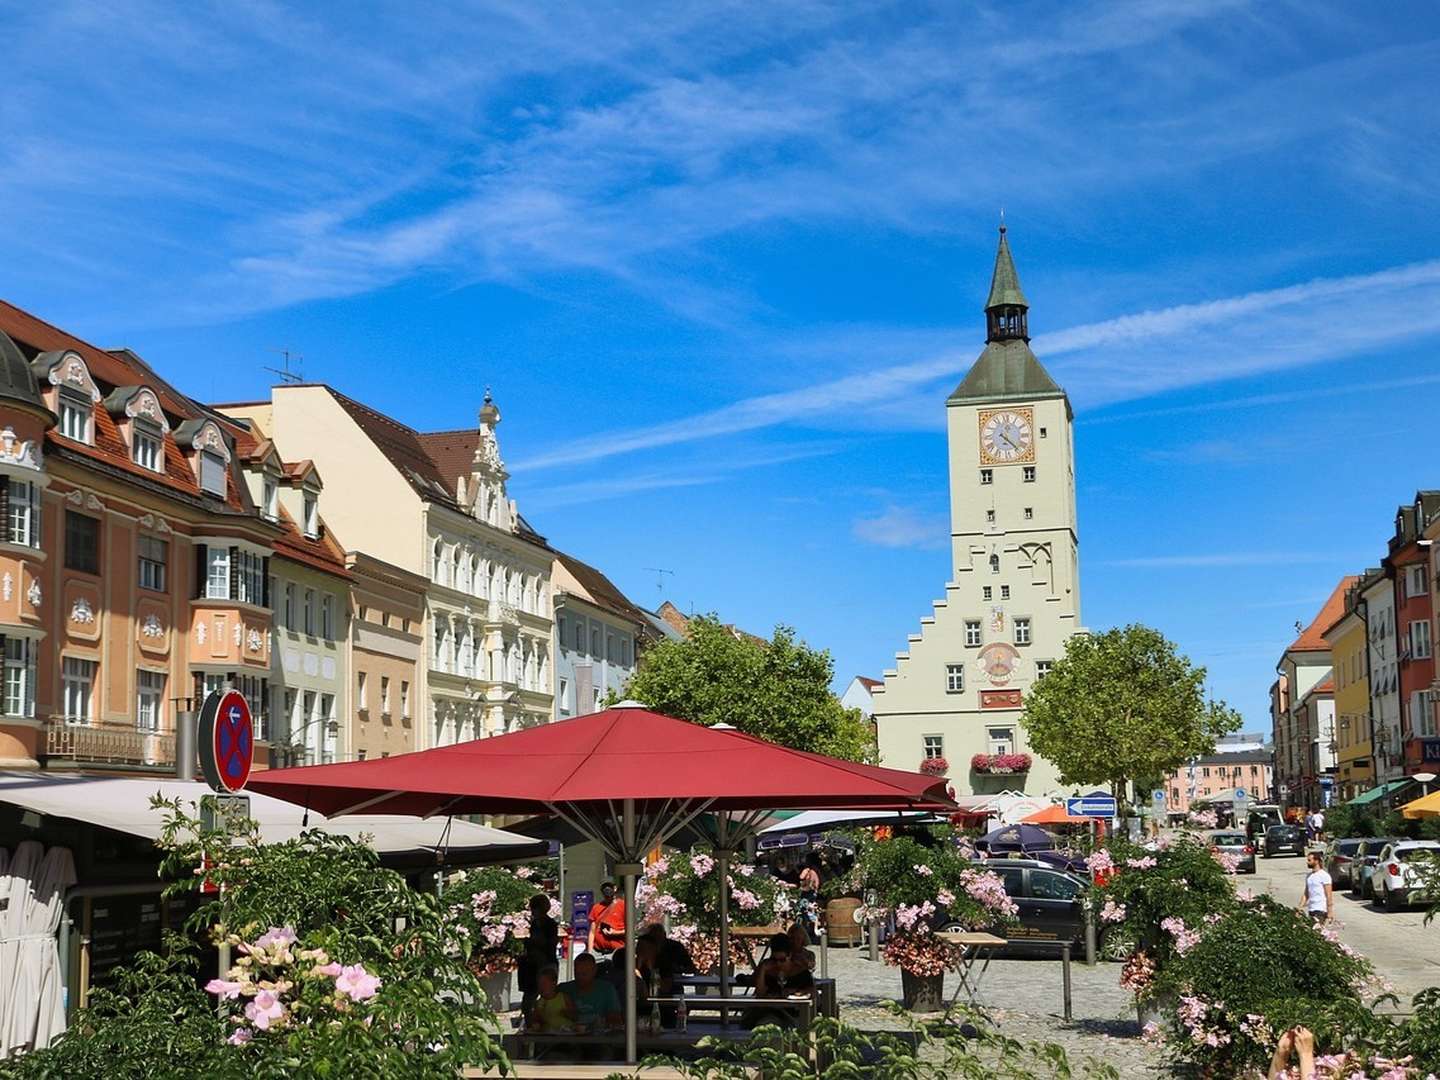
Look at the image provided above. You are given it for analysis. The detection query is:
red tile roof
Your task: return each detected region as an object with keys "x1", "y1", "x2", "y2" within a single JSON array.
[
  {"x1": 0, "y1": 300, "x2": 249, "y2": 513},
  {"x1": 856, "y1": 676, "x2": 883, "y2": 690},
  {"x1": 321, "y1": 387, "x2": 460, "y2": 509},
  {"x1": 555, "y1": 551, "x2": 647, "y2": 626},
  {"x1": 228, "y1": 421, "x2": 347, "y2": 577},
  {"x1": 1288, "y1": 576, "x2": 1358, "y2": 653},
  {"x1": 1311, "y1": 675, "x2": 1335, "y2": 694},
  {"x1": 415, "y1": 429, "x2": 478, "y2": 495}
]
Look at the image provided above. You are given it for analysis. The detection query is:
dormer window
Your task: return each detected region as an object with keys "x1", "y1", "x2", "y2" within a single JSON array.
[
  {"x1": 59, "y1": 390, "x2": 92, "y2": 443},
  {"x1": 262, "y1": 477, "x2": 278, "y2": 520},
  {"x1": 200, "y1": 450, "x2": 226, "y2": 495},
  {"x1": 132, "y1": 419, "x2": 163, "y2": 472},
  {"x1": 303, "y1": 492, "x2": 319, "y2": 538}
]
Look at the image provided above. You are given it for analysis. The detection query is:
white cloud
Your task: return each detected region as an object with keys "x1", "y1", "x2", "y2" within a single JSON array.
[{"x1": 852, "y1": 506, "x2": 949, "y2": 551}]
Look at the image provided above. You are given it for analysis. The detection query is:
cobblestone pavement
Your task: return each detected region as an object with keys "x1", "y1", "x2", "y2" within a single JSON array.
[{"x1": 824, "y1": 946, "x2": 1171, "y2": 1076}]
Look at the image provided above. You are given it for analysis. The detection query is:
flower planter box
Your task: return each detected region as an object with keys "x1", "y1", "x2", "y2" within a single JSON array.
[
  {"x1": 970, "y1": 753, "x2": 1032, "y2": 775},
  {"x1": 900, "y1": 969, "x2": 945, "y2": 1013}
]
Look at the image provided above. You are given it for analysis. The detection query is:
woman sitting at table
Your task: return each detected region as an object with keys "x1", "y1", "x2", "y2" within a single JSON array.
[
  {"x1": 526, "y1": 966, "x2": 576, "y2": 1033},
  {"x1": 786, "y1": 923, "x2": 816, "y2": 973},
  {"x1": 744, "y1": 934, "x2": 814, "y2": 1029}
]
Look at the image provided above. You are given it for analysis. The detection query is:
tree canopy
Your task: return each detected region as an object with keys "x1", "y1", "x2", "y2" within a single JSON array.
[
  {"x1": 618, "y1": 615, "x2": 874, "y2": 762},
  {"x1": 1020, "y1": 624, "x2": 1241, "y2": 801}
]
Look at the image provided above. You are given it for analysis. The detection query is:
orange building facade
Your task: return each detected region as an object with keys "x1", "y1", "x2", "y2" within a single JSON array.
[{"x1": 0, "y1": 302, "x2": 350, "y2": 773}]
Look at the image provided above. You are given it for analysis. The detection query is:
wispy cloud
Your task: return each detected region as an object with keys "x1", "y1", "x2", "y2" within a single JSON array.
[
  {"x1": 1101, "y1": 553, "x2": 1362, "y2": 569},
  {"x1": 513, "y1": 258, "x2": 1440, "y2": 471},
  {"x1": 852, "y1": 506, "x2": 949, "y2": 551}
]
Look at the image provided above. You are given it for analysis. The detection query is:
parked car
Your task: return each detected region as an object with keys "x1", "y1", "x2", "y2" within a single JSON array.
[
  {"x1": 1350, "y1": 838, "x2": 1402, "y2": 900},
  {"x1": 1325, "y1": 838, "x2": 1368, "y2": 889},
  {"x1": 1262, "y1": 824, "x2": 1306, "y2": 858},
  {"x1": 1208, "y1": 831, "x2": 1256, "y2": 874},
  {"x1": 960, "y1": 859, "x2": 1134, "y2": 961},
  {"x1": 1370, "y1": 840, "x2": 1440, "y2": 911}
]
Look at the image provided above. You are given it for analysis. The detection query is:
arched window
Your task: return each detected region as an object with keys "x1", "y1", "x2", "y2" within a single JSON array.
[
  {"x1": 989, "y1": 554, "x2": 1000, "y2": 574},
  {"x1": 470, "y1": 554, "x2": 482, "y2": 596},
  {"x1": 450, "y1": 548, "x2": 461, "y2": 590},
  {"x1": 457, "y1": 551, "x2": 471, "y2": 593},
  {"x1": 432, "y1": 538, "x2": 444, "y2": 581}
]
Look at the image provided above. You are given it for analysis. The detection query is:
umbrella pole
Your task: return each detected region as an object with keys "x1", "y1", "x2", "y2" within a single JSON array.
[
  {"x1": 622, "y1": 798, "x2": 638, "y2": 1066},
  {"x1": 717, "y1": 814, "x2": 731, "y2": 1004}
]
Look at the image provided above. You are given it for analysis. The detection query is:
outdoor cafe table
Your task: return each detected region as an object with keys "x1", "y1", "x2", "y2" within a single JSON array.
[
  {"x1": 936, "y1": 931, "x2": 1008, "y2": 1008},
  {"x1": 674, "y1": 974, "x2": 838, "y2": 1020}
]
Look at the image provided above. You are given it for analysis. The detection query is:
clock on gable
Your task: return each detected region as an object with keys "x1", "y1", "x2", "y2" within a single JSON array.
[{"x1": 978, "y1": 407, "x2": 1036, "y2": 465}]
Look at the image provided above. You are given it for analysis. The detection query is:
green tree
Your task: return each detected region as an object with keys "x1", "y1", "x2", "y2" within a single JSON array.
[
  {"x1": 619, "y1": 615, "x2": 874, "y2": 762},
  {"x1": 1020, "y1": 624, "x2": 1240, "y2": 804}
]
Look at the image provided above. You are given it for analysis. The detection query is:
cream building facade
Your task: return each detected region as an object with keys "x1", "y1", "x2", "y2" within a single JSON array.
[
  {"x1": 219, "y1": 386, "x2": 553, "y2": 748},
  {"x1": 873, "y1": 229, "x2": 1083, "y2": 796}
]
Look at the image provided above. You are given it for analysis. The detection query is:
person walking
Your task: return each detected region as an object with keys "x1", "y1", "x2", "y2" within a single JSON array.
[
  {"x1": 587, "y1": 881, "x2": 626, "y2": 957},
  {"x1": 1298, "y1": 851, "x2": 1333, "y2": 924}
]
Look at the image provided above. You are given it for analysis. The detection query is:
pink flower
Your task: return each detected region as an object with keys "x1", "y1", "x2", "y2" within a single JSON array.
[
  {"x1": 913, "y1": 864, "x2": 934, "y2": 877},
  {"x1": 936, "y1": 889, "x2": 956, "y2": 907},
  {"x1": 227, "y1": 1028, "x2": 253, "y2": 1046},
  {"x1": 254, "y1": 926, "x2": 297, "y2": 951},
  {"x1": 1088, "y1": 849, "x2": 1115, "y2": 874},
  {"x1": 1100, "y1": 899, "x2": 1127, "y2": 924},
  {"x1": 335, "y1": 963, "x2": 382, "y2": 1002},
  {"x1": 313, "y1": 962, "x2": 343, "y2": 977},
  {"x1": 243, "y1": 989, "x2": 286, "y2": 1031},
  {"x1": 514, "y1": 866, "x2": 534, "y2": 879},
  {"x1": 206, "y1": 978, "x2": 244, "y2": 1000},
  {"x1": 1125, "y1": 856, "x2": 1157, "y2": 869},
  {"x1": 689, "y1": 853, "x2": 715, "y2": 877}
]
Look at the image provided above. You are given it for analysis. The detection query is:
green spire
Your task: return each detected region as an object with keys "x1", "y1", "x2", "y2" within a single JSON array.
[{"x1": 986, "y1": 224, "x2": 1028, "y2": 310}]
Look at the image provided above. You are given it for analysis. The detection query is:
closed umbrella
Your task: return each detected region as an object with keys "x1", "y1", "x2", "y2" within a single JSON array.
[
  {"x1": 4, "y1": 845, "x2": 75, "y2": 1056},
  {"x1": 249, "y1": 702, "x2": 955, "y2": 1064},
  {"x1": 0, "y1": 840, "x2": 41, "y2": 1061}
]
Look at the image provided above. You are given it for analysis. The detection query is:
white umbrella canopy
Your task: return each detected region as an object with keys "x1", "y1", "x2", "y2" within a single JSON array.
[{"x1": 2, "y1": 844, "x2": 74, "y2": 1057}]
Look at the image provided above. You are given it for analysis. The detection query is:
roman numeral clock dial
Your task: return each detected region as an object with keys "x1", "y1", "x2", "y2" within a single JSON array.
[{"x1": 979, "y1": 407, "x2": 1035, "y2": 464}]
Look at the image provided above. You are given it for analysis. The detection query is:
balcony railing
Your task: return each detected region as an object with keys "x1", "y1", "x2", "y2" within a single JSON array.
[{"x1": 45, "y1": 718, "x2": 175, "y2": 768}]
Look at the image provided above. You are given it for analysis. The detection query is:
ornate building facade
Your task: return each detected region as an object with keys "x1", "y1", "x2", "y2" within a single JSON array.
[
  {"x1": 220, "y1": 385, "x2": 554, "y2": 746},
  {"x1": 872, "y1": 229, "x2": 1084, "y2": 796}
]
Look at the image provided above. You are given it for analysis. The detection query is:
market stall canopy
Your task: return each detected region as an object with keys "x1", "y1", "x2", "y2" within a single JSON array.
[
  {"x1": 980, "y1": 822, "x2": 1056, "y2": 853},
  {"x1": 1349, "y1": 779, "x2": 1416, "y2": 807},
  {"x1": 0, "y1": 774, "x2": 546, "y2": 863},
  {"x1": 1022, "y1": 804, "x2": 1094, "y2": 825},
  {"x1": 246, "y1": 706, "x2": 956, "y2": 819},
  {"x1": 757, "y1": 809, "x2": 936, "y2": 834},
  {"x1": 1401, "y1": 789, "x2": 1440, "y2": 819}
]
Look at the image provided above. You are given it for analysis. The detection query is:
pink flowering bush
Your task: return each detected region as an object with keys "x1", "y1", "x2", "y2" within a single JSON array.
[
  {"x1": 442, "y1": 865, "x2": 555, "y2": 977},
  {"x1": 969, "y1": 753, "x2": 1032, "y2": 774},
  {"x1": 637, "y1": 848, "x2": 795, "y2": 972},
  {"x1": 918, "y1": 755, "x2": 949, "y2": 776}
]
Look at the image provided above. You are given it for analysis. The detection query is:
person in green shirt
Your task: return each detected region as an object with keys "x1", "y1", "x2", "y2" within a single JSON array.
[{"x1": 558, "y1": 953, "x2": 622, "y2": 1031}]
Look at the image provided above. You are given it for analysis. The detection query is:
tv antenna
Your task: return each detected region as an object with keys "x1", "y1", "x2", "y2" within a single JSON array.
[
  {"x1": 643, "y1": 567, "x2": 674, "y2": 600},
  {"x1": 265, "y1": 348, "x2": 305, "y2": 385}
]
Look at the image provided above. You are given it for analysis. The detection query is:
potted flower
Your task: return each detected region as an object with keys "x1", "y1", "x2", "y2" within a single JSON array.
[
  {"x1": 851, "y1": 830, "x2": 1015, "y2": 1012},
  {"x1": 919, "y1": 756, "x2": 949, "y2": 777},
  {"x1": 442, "y1": 865, "x2": 549, "y2": 1010},
  {"x1": 970, "y1": 753, "x2": 1032, "y2": 774},
  {"x1": 638, "y1": 850, "x2": 795, "y2": 974}
]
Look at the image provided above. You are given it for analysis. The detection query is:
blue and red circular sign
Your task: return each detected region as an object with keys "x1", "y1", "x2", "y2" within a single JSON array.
[{"x1": 198, "y1": 689, "x2": 254, "y2": 793}]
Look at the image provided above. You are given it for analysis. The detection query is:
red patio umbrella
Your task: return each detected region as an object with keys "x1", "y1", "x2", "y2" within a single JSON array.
[{"x1": 248, "y1": 703, "x2": 953, "y2": 1062}]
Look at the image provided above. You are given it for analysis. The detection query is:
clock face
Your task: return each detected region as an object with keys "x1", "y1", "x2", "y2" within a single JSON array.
[{"x1": 979, "y1": 408, "x2": 1035, "y2": 464}]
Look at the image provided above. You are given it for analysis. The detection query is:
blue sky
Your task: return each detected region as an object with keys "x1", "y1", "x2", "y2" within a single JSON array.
[{"x1": 5, "y1": 1, "x2": 1440, "y2": 729}]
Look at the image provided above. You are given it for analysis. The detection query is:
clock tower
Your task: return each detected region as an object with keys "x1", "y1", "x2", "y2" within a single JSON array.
[{"x1": 872, "y1": 226, "x2": 1083, "y2": 796}]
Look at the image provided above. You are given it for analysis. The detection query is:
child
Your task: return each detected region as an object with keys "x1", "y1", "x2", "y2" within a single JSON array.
[{"x1": 527, "y1": 966, "x2": 575, "y2": 1033}]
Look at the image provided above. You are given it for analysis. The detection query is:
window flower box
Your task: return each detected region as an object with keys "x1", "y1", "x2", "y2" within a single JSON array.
[
  {"x1": 919, "y1": 756, "x2": 949, "y2": 776},
  {"x1": 971, "y1": 753, "x2": 1031, "y2": 775}
]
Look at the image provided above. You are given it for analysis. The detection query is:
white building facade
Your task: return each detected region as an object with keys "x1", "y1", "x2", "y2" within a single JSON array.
[
  {"x1": 1363, "y1": 569, "x2": 1403, "y2": 782},
  {"x1": 873, "y1": 228, "x2": 1083, "y2": 796},
  {"x1": 550, "y1": 553, "x2": 646, "y2": 720}
]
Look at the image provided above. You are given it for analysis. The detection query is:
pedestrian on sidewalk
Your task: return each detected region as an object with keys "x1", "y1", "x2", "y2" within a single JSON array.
[{"x1": 1298, "y1": 851, "x2": 1333, "y2": 924}]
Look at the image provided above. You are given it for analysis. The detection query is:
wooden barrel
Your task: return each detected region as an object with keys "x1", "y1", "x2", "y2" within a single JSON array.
[{"x1": 825, "y1": 898, "x2": 862, "y2": 945}]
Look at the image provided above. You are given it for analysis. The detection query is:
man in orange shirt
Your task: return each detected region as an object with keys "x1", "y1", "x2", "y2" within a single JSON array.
[{"x1": 587, "y1": 881, "x2": 626, "y2": 956}]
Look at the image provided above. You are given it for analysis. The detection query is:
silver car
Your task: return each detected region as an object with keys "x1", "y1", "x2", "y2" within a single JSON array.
[{"x1": 1208, "y1": 830, "x2": 1256, "y2": 874}]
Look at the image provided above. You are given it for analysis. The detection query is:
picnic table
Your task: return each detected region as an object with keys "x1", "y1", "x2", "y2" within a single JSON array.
[
  {"x1": 935, "y1": 931, "x2": 1008, "y2": 1008},
  {"x1": 674, "y1": 974, "x2": 838, "y2": 1020}
]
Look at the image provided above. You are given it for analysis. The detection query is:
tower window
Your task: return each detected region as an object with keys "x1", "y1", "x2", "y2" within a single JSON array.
[
  {"x1": 982, "y1": 586, "x2": 992, "y2": 601},
  {"x1": 945, "y1": 664, "x2": 964, "y2": 693},
  {"x1": 1022, "y1": 466, "x2": 1036, "y2": 483},
  {"x1": 964, "y1": 620, "x2": 982, "y2": 647},
  {"x1": 986, "y1": 509, "x2": 995, "y2": 523},
  {"x1": 1024, "y1": 507, "x2": 1033, "y2": 520},
  {"x1": 1014, "y1": 618, "x2": 1031, "y2": 646},
  {"x1": 1001, "y1": 585, "x2": 1010, "y2": 600},
  {"x1": 1039, "y1": 427, "x2": 1047, "y2": 438},
  {"x1": 980, "y1": 469, "x2": 993, "y2": 485},
  {"x1": 989, "y1": 554, "x2": 1000, "y2": 574}
]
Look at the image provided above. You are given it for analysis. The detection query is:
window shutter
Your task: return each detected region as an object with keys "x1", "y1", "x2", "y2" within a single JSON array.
[
  {"x1": 194, "y1": 544, "x2": 207, "y2": 599},
  {"x1": 229, "y1": 547, "x2": 240, "y2": 601},
  {"x1": 29, "y1": 485, "x2": 39, "y2": 548},
  {"x1": 262, "y1": 558, "x2": 271, "y2": 607},
  {"x1": 0, "y1": 477, "x2": 8, "y2": 541}
]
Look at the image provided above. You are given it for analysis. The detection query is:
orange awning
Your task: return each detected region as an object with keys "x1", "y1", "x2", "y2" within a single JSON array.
[{"x1": 1022, "y1": 804, "x2": 1093, "y2": 825}]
